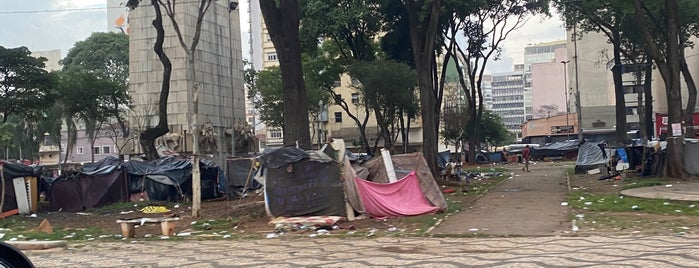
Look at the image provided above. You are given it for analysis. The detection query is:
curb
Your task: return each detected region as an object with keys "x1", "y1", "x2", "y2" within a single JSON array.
[{"x1": 6, "y1": 240, "x2": 67, "y2": 250}]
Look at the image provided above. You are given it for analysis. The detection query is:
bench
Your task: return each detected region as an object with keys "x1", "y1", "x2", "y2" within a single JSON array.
[{"x1": 116, "y1": 217, "x2": 181, "y2": 238}]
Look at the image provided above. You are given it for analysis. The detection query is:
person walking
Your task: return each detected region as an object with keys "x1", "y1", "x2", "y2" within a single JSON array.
[{"x1": 522, "y1": 145, "x2": 531, "y2": 172}]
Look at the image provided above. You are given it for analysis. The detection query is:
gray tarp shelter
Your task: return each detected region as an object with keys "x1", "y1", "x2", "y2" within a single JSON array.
[
  {"x1": 685, "y1": 139, "x2": 699, "y2": 176},
  {"x1": 575, "y1": 140, "x2": 609, "y2": 173}
]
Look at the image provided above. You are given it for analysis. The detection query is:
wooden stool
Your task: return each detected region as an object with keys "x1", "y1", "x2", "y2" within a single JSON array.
[{"x1": 116, "y1": 217, "x2": 181, "y2": 238}]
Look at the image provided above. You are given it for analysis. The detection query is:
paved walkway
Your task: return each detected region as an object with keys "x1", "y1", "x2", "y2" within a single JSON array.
[
  {"x1": 431, "y1": 162, "x2": 570, "y2": 236},
  {"x1": 622, "y1": 181, "x2": 699, "y2": 201},
  {"x1": 24, "y1": 236, "x2": 699, "y2": 267}
]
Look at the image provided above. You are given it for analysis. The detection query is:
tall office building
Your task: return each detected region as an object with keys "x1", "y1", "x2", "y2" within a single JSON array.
[{"x1": 491, "y1": 70, "x2": 526, "y2": 139}]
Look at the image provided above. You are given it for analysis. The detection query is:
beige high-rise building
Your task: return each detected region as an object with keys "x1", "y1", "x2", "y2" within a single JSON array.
[{"x1": 128, "y1": 1, "x2": 246, "y2": 163}]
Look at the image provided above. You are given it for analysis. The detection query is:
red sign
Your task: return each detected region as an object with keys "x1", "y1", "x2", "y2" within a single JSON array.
[{"x1": 655, "y1": 113, "x2": 699, "y2": 136}]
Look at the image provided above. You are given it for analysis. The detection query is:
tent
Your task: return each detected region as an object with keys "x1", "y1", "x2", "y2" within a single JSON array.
[
  {"x1": 0, "y1": 161, "x2": 43, "y2": 213},
  {"x1": 225, "y1": 157, "x2": 262, "y2": 199},
  {"x1": 48, "y1": 156, "x2": 128, "y2": 212},
  {"x1": 123, "y1": 157, "x2": 224, "y2": 202},
  {"x1": 531, "y1": 140, "x2": 579, "y2": 160},
  {"x1": 356, "y1": 152, "x2": 447, "y2": 218},
  {"x1": 575, "y1": 140, "x2": 610, "y2": 173},
  {"x1": 260, "y1": 147, "x2": 345, "y2": 217}
]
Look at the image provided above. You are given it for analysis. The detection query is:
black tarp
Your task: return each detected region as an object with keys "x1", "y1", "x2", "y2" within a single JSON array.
[
  {"x1": 531, "y1": 140, "x2": 579, "y2": 160},
  {"x1": 261, "y1": 147, "x2": 344, "y2": 217},
  {"x1": 686, "y1": 139, "x2": 699, "y2": 175},
  {"x1": 49, "y1": 170, "x2": 127, "y2": 212},
  {"x1": 1, "y1": 161, "x2": 42, "y2": 212},
  {"x1": 123, "y1": 157, "x2": 221, "y2": 202},
  {"x1": 226, "y1": 158, "x2": 261, "y2": 198}
]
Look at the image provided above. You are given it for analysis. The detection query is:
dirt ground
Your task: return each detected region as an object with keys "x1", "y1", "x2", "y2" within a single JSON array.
[{"x1": 7, "y1": 161, "x2": 699, "y2": 239}]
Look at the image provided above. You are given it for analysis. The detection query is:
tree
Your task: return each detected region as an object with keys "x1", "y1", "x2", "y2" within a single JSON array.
[
  {"x1": 300, "y1": 1, "x2": 382, "y2": 154},
  {"x1": 633, "y1": 0, "x2": 685, "y2": 178},
  {"x1": 0, "y1": 46, "x2": 54, "y2": 123},
  {"x1": 260, "y1": 0, "x2": 312, "y2": 148},
  {"x1": 444, "y1": 0, "x2": 549, "y2": 164},
  {"x1": 402, "y1": 0, "x2": 442, "y2": 175},
  {"x1": 348, "y1": 60, "x2": 417, "y2": 153},
  {"x1": 61, "y1": 32, "x2": 130, "y2": 139},
  {"x1": 126, "y1": 0, "x2": 172, "y2": 161},
  {"x1": 535, "y1": 105, "x2": 562, "y2": 118}
]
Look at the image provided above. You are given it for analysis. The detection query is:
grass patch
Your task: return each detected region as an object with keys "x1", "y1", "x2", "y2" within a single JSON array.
[
  {"x1": 619, "y1": 178, "x2": 664, "y2": 190},
  {"x1": 567, "y1": 192, "x2": 699, "y2": 216},
  {"x1": 462, "y1": 166, "x2": 507, "y2": 173}
]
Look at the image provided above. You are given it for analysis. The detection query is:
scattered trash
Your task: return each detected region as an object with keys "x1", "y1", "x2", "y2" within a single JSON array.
[
  {"x1": 309, "y1": 234, "x2": 317, "y2": 238},
  {"x1": 120, "y1": 211, "x2": 134, "y2": 214},
  {"x1": 202, "y1": 223, "x2": 211, "y2": 230},
  {"x1": 176, "y1": 232, "x2": 191, "y2": 236},
  {"x1": 561, "y1": 202, "x2": 568, "y2": 206},
  {"x1": 586, "y1": 168, "x2": 600, "y2": 174},
  {"x1": 631, "y1": 205, "x2": 640, "y2": 210},
  {"x1": 690, "y1": 204, "x2": 696, "y2": 208},
  {"x1": 266, "y1": 233, "x2": 277, "y2": 239},
  {"x1": 675, "y1": 210, "x2": 682, "y2": 213},
  {"x1": 663, "y1": 202, "x2": 671, "y2": 206},
  {"x1": 159, "y1": 236, "x2": 170, "y2": 239},
  {"x1": 26, "y1": 214, "x2": 37, "y2": 218},
  {"x1": 665, "y1": 184, "x2": 673, "y2": 188},
  {"x1": 99, "y1": 235, "x2": 110, "y2": 238},
  {"x1": 387, "y1": 226, "x2": 397, "y2": 232},
  {"x1": 222, "y1": 234, "x2": 231, "y2": 239},
  {"x1": 140, "y1": 206, "x2": 170, "y2": 213},
  {"x1": 575, "y1": 214, "x2": 584, "y2": 219},
  {"x1": 679, "y1": 227, "x2": 690, "y2": 230},
  {"x1": 75, "y1": 212, "x2": 92, "y2": 216},
  {"x1": 0, "y1": 233, "x2": 4, "y2": 239},
  {"x1": 468, "y1": 228, "x2": 479, "y2": 232},
  {"x1": 144, "y1": 234, "x2": 152, "y2": 238},
  {"x1": 174, "y1": 204, "x2": 180, "y2": 208},
  {"x1": 584, "y1": 202, "x2": 592, "y2": 206}
]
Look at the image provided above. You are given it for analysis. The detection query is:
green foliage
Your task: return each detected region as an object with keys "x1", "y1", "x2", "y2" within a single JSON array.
[
  {"x1": 568, "y1": 192, "x2": 699, "y2": 216},
  {"x1": 441, "y1": 107, "x2": 512, "y2": 147},
  {"x1": 0, "y1": 46, "x2": 55, "y2": 123},
  {"x1": 61, "y1": 32, "x2": 130, "y2": 85}
]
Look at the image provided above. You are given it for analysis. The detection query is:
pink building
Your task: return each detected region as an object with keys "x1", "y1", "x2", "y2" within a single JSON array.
[{"x1": 531, "y1": 48, "x2": 569, "y2": 119}]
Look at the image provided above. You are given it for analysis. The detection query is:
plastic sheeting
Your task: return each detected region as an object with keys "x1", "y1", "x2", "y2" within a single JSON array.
[
  {"x1": 123, "y1": 157, "x2": 222, "y2": 202},
  {"x1": 49, "y1": 171, "x2": 127, "y2": 212},
  {"x1": 575, "y1": 140, "x2": 608, "y2": 173},
  {"x1": 685, "y1": 139, "x2": 699, "y2": 175},
  {"x1": 260, "y1": 147, "x2": 310, "y2": 169},
  {"x1": 354, "y1": 171, "x2": 439, "y2": 218}
]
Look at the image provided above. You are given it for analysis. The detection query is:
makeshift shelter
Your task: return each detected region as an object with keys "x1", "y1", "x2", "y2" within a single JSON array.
[
  {"x1": 123, "y1": 157, "x2": 223, "y2": 202},
  {"x1": 575, "y1": 140, "x2": 609, "y2": 173},
  {"x1": 0, "y1": 161, "x2": 42, "y2": 213},
  {"x1": 531, "y1": 140, "x2": 579, "y2": 160},
  {"x1": 355, "y1": 152, "x2": 447, "y2": 218},
  {"x1": 48, "y1": 157, "x2": 128, "y2": 212},
  {"x1": 260, "y1": 147, "x2": 345, "y2": 217},
  {"x1": 225, "y1": 157, "x2": 262, "y2": 198},
  {"x1": 685, "y1": 139, "x2": 699, "y2": 176}
]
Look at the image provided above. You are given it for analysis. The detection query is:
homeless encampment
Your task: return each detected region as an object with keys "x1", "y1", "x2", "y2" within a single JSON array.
[
  {"x1": 260, "y1": 147, "x2": 345, "y2": 217},
  {"x1": 351, "y1": 152, "x2": 447, "y2": 218},
  {"x1": 575, "y1": 140, "x2": 610, "y2": 173},
  {"x1": 48, "y1": 156, "x2": 128, "y2": 212},
  {"x1": 123, "y1": 157, "x2": 224, "y2": 202},
  {"x1": 0, "y1": 161, "x2": 42, "y2": 213},
  {"x1": 684, "y1": 139, "x2": 699, "y2": 176},
  {"x1": 225, "y1": 158, "x2": 262, "y2": 199},
  {"x1": 531, "y1": 140, "x2": 578, "y2": 160}
]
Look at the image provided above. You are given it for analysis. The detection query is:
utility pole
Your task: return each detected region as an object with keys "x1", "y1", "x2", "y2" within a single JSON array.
[
  {"x1": 573, "y1": 11, "x2": 583, "y2": 141},
  {"x1": 561, "y1": 60, "x2": 571, "y2": 140}
]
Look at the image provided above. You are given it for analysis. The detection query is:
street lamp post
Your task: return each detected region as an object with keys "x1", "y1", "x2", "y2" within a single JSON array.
[{"x1": 561, "y1": 60, "x2": 570, "y2": 140}]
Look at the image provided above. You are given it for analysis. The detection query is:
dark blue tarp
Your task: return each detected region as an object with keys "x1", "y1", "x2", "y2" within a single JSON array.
[
  {"x1": 531, "y1": 140, "x2": 579, "y2": 159},
  {"x1": 82, "y1": 156, "x2": 122, "y2": 176},
  {"x1": 123, "y1": 157, "x2": 223, "y2": 202},
  {"x1": 437, "y1": 151, "x2": 450, "y2": 169}
]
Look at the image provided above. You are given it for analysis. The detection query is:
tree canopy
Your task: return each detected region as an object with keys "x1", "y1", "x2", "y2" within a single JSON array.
[{"x1": 0, "y1": 46, "x2": 54, "y2": 123}]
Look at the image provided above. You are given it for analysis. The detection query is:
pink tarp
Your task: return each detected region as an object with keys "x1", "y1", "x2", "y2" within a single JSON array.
[{"x1": 353, "y1": 171, "x2": 440, "y2": 218}]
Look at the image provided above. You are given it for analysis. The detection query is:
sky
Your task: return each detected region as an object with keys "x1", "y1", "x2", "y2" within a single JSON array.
[{"x1": 0, "y1": 0, "x2": 564, "y2": 74}]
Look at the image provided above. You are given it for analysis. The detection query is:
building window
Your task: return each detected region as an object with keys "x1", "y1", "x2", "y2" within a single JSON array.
[
  {"x1": 102, "y1": 146, "x2": 111, "y2": 154},
  {"x1": 77, "y1": 147, "x2": 84, "y2": 154},
  {"x1": 93, "y1": 147, "x2": 100, "y2": 155},
  {"x1": 266, "y1": 52, "x2": 278, "y2": 61},
  {"x1": 351, "y1": 93, "x2": 359, "y2": 104},
  {"x1": 270, "y1": 129, "x2": 282, "y2": 139},
  {"x1": 334, "y1": 112, "x2": 342, "y2": 123}
]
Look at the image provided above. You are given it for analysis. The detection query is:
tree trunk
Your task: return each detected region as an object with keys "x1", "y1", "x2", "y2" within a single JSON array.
[
  {"x1": 644, "y1": 60, "x2": 654, "y2": 139},
  {"x1": 633, "y1": 0, "x2": 685, "y2": 178},
  {"x1": 611, "y1": 30, "x2": 627, "y2": 146},
  {"x1": 679, "y1": 55, "x2": 697, "y2": 138},
  {"x1": 139, "y1": 0, "x2": 171, "y2": 161},
  {"x1": 405, "y1": 0, "x2": 441, "y2": 176},
  {"x1": 259, "y1": 0, "x2": 311, "y2": 148}
]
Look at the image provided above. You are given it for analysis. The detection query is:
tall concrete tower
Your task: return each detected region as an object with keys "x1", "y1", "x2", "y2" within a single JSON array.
[{"x1": 127, "y1": 1, "x2": 246, "y2": 164}]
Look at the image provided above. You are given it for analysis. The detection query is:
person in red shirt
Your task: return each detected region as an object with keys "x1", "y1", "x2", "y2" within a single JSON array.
[{"x1": 522, "y1": 145, "x2": 531, "y2": 172}]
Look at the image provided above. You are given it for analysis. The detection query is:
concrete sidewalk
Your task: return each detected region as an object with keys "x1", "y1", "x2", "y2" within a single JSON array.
[{"x1": 621, "y1": 181, "x2": 699, "y2": 201}]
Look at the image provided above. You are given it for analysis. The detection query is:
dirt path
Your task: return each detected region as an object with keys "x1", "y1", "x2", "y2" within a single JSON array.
[{"x1": 431, "y1": 162, "x2": 572, "y2": 236}]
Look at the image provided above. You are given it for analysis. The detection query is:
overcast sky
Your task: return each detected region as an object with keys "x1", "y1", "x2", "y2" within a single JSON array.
[{"x1": 0, "y1": 0, "x2": 564, "y2": 74}]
